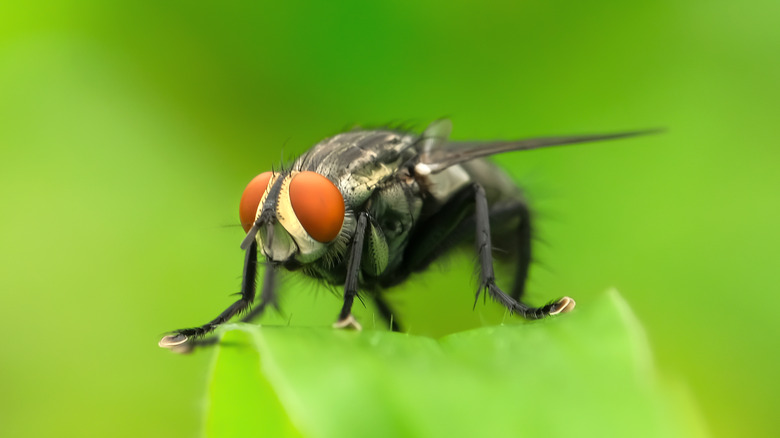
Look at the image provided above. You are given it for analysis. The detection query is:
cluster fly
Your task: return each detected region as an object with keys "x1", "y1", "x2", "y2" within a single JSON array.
[{"x1": 160, "y1": 120, "x2": 652, "y2": 350}]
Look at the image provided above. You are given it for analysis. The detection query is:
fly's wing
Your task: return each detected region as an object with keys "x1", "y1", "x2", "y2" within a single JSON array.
[{"x1": 416, "y1": 119, "x2": 661, "y2": 174}]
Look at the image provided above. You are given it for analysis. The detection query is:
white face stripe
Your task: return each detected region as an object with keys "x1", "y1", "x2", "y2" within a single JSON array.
[
  {"x1": 252, "y1": 173, "x2": 296, "y2": 261},
  {"x1": 254, "y1": 171, "x2": 327, "y2": 263}
]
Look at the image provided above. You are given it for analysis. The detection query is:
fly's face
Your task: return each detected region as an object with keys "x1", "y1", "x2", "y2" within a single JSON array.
[{"x1": 239, "y1": 170, "x2": 345, "y2": 264}]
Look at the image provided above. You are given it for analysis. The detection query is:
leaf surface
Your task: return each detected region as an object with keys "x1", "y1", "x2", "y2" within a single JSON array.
[{"x1": 206, "y1": 291, "x2": 706, "y2": 438}]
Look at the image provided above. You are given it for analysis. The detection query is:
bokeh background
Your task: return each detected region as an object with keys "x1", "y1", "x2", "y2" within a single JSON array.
[{"x1": 1, "y1": 1, "x2": 778, "y2": 437}]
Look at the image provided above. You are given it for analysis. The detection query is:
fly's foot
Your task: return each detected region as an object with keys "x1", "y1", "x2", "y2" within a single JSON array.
[
  {"x1": 549, "y1": 296, "x2": 576, "y2": 315},
  {"x1": 333, "y1": 314, "x2": 363, "y2": 331},
  {"x1": 159, "y1": 333, "x2": 188, "y2": 348},
  {"x1": 159, "y1": 334, "x2": 197, "y2": 354}
]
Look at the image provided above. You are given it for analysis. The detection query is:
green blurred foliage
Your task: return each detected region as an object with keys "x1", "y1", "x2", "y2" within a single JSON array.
[{"x1": 0, "y1": 1, "x2": 778, "y2": 437}]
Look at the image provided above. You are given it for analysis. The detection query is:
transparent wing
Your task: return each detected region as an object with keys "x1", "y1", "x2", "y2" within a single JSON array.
[{"x1": 416, "y1": 119, "x2": 661, "y2": 174}]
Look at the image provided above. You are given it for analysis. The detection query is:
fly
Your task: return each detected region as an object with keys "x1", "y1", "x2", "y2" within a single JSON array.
[{"x1": 159, "y1": 120, "x2": 655, "y2": 350}]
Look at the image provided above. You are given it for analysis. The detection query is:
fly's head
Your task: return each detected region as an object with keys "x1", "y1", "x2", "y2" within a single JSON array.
[{"x1": 239, "y1": 170, "x2": 346, "y2": 266}]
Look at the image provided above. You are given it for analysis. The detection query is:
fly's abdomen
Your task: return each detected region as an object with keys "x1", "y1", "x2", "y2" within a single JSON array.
[{"x1": 459, "y1": 159, "x2": 524, "y2": 206}]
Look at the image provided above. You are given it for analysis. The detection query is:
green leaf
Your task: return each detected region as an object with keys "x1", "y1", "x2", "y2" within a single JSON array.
[{"x1": 205, "y1": 291, "x2": 707, "y2": 438}]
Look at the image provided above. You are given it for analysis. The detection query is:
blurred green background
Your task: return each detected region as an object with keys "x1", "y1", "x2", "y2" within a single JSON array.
[{"x1": 1, "y1": 1, "x2": 778, "y2": 437}]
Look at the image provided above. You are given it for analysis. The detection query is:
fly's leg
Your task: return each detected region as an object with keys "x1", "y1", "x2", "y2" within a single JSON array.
[
  {"x1": 238, "y1": 263, "x2": 279, "y2": 321},
  {"x1": 473, "y1": 183, "x2": 575, "y2": 318},
  {"x1": 166, "y1": 267, "x2": 278, "y2": 353},
  {"x1": 446, "y1": 199, "x2": 533, "y2": 301},
  {"x1": 206, "y1": 262, "x2": 278, "y2": 325},
  {"x1": 507, "y1": 200, "x2": 532, "y2": 301},
  {"x1": 401, "y1": 183, "x2": 572, "y2": 319},
  {"x1": 159, "y1": 239, "x2": 261, "y2": 349},
  {"x1": 373, "y1": 294, "x2": 402, "y2": 332},
  {"x1": 334, "y1": 212, "x2": 369, "y2": 330}
]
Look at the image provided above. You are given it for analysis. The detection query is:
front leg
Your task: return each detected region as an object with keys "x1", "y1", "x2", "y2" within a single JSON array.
[
  {"x1": 159, "y1": 239, "x2": 261, "y2": 349},
  {"x1": 333, "y1": 212, "x2": 369, "y2": 330}
]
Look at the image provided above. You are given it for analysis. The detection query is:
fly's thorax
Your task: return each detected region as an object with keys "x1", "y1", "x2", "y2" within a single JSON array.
[
  {"x1": 251, "y1": 171, "x2": 347, "y2": 264},
  {"x1": 292, "y1": 129, "x2": 419, "y2": 207},
  {"x1": 334, "y1": 170, "x2": 382, "y2": 207}
]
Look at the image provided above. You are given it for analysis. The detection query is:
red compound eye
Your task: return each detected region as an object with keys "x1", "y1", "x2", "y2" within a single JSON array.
[
  {"x1": 289, "y1": 171, "x2": 345, "y2": 243},
  {"x1": 239, "y1": 172, "x2": 273, "y2": 233}
]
